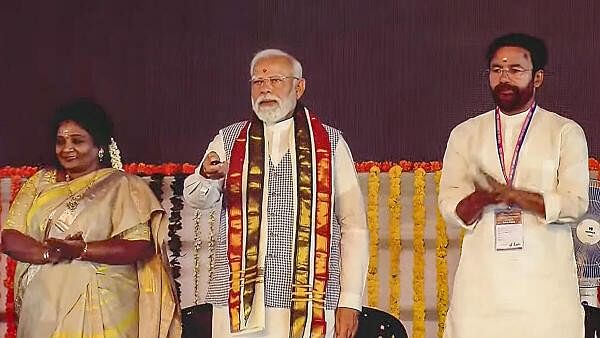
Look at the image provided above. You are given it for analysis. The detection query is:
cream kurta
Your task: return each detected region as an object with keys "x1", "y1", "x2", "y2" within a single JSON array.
[{"x1": 439, "y1": 107, "x2": 589, "y2": 338}]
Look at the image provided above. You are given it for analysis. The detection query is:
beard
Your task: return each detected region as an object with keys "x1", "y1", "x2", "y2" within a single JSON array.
[
  {"x1": 252, "y1": 89, "x2": 297, "y2": 125},
  {"x1": 491, "y1": 80, "x2": 535, "y2": 113}
]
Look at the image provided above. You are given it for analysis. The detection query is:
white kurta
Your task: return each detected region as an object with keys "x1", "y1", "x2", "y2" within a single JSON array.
[
  {"x1": 439, "y1": 106, "x2": 589, "y2": 338},
  {"x1": 183, "y1": 117, "x2": 369, "y2": 338}
]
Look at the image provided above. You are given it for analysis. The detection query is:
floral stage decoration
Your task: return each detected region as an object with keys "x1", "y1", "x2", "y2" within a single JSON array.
[
  {"x1": 0, "y1": 158, "x2": 598, "y2": 337},
  {"x1": 387, "y1": 165, "x2": 402, "y2": 318},
  {"x1": 366, "y1": 166, "x2": 381, "y2": 307}
]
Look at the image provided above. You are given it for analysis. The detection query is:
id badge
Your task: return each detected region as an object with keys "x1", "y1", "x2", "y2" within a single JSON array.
[{"x1": 494, "y1": 208, "x2": 523, "y2": 250}]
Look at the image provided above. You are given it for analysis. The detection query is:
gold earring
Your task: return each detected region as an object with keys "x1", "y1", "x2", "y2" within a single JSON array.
[{"x1": 98, "y1": 148, "x2": 105, "y2": 162}]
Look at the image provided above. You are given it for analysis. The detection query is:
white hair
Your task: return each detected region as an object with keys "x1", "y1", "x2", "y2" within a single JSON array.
[{"x1": 250, "y1": 49, "x2": 303, "y2": 78}]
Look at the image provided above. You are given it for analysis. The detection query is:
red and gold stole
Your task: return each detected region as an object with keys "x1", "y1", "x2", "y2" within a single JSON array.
[
  {"x1": 225, "y1": 106, "x2": 333, "y2": 338},
  {"x1": 226, "y1": 118, "x2": 264, "y2": 333}
]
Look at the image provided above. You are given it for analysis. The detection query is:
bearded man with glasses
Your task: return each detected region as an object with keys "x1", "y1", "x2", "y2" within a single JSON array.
[
  {"x1": 439, "y1": 33, "x2": 589, "y2": 337},
  {"x1": 183, "y1": 49, "x2": 368, "y2": 338}
]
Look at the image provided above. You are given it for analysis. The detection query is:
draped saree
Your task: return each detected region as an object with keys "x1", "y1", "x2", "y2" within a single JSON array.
[{"x1": 4, "y1": 168, "x2": 181, "y2": 338}]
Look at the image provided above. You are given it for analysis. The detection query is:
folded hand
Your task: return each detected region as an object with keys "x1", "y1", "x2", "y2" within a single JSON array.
[{"x1": 45, "y1": 236, "x2": 85, "y2": 261}]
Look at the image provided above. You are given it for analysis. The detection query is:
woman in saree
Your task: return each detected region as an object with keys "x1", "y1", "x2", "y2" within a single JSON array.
[{"x1": 1, "y1": 99, "x2": 181, "y2": 337}]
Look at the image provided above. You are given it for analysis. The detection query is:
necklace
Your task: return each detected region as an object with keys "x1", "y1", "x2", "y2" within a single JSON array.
[{"x1": 65, "y1": 172, "x2": 98, "y2": 212}]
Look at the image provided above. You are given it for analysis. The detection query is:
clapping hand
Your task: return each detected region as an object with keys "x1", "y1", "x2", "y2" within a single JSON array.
[{"x1": 481, "y1": 172, "x2": 517, "y2": 205}]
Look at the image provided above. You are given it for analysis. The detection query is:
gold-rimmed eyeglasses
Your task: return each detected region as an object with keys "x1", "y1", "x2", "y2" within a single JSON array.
[{"x1": 249, "y1": 75, "x2": 300, "y2": 88}]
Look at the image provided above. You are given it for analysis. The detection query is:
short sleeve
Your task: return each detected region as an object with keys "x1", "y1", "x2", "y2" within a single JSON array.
[
  {"x1": 117, "y1": 222, "x2": 152, "y2": 241},
  {"x1": 4, "y1": 170, "x2": 48, "y2": 233}
]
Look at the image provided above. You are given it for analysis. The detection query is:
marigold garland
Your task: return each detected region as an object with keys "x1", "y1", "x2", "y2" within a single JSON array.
[
  {"x1": 0, "y1": 179, "x2": 4, "y2": 338},
  {"x1": 4, "y1": 158, "x2": 600, "y2": 177},
  {"x1": 412, "y1": 168, "x2": 427, "y2": 338},
  {"x1": 355, "y1": 161, "x2": 443, "y2": 173},
  {"x1": 0, "y1": 166, "x2": 38, "y2": 178},
  {"x1": 3, "y1": 257, "x2": 16, "y2": 338},
  {"x1": 388, "y1": 165, "x2": 402, "y2": 318},
  {"x1": 4, "y1": 175, "x2": 23, "y2": 338},
  {"x1": 592, "y1": 158, "x2": 600, "y2": 179},
  {"x1": 123, "y1": 162, "x2": 196, "y2": 176},
  {"x1": 434, "y1": 171, "x2": 449, "y2": 338},
  {"x1": 367, "y1": 166, "x2": 381, "y2": 307},
  {"x1": 0, "y1": 159, "x2": 599, "y2": 335}
]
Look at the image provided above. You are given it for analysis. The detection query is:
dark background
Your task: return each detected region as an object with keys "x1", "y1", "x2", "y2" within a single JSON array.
[{"x1": 1, "y1": 0, "x2": 598, "y2": 165}]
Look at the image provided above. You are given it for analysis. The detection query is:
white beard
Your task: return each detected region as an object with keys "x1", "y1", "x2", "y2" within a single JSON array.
[{"x1": 252, "y1": 90, "x2": 297, "y2": 125}]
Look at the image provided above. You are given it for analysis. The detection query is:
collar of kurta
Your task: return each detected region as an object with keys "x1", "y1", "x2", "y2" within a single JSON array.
[{"x1": 225, "y1": 103, "x2": 333, "y2": 338}]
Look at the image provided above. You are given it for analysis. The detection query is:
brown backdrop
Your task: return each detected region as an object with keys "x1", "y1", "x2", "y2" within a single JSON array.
[{"x1": 1, "y1": 0, "x2": 599, "y2": 165}]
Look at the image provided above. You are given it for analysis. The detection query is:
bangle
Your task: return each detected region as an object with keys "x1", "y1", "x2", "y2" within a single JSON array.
[
  {"x1": 78, "y1": 241, "x2": 88, "y2": 260},
  {"x1": 42, "y1": 247, "x2": 50, "y2": 263}
]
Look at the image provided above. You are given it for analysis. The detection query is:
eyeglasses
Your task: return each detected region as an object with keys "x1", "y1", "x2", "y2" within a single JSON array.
[
  {"x1": 488, "y1": 67, "x2": 533, "y2": 80},
  {"x1": 249, "y1": 75, "x2": 299, "y2": 88}
]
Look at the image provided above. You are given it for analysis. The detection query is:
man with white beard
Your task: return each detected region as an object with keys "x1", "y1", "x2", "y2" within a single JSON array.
[{"x1": 183, "y1": 49, "x2": 369, "y2": 338}]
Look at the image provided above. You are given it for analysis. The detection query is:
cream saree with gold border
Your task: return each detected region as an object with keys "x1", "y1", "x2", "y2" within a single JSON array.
[{"x1": 5, "y1": 168, "x2": 181, "y2": 338}]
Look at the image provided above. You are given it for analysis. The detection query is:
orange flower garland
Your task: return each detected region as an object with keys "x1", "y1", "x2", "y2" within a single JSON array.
[
  {"x1": 123, "y1": 162, "x2": 197, "y2": 175},
  {"x1": 0, "y1": 158, "x2": 598, "y2": 337},
  {"x1": 434, "y1": 170, "x2": 449, "y2": 338},
  {"x1": 3, "y1": 175, "x2": 24, "y2": 338},
  {"x1": 366, "y1": 165, "x2": 381, "y2": 307},
  {"x1": 0, "y1": 166, "x2": 38, "y2": 178},
  {"x1": 355, "y1": 160, "x2": 443, "y2": 173},
  {"x1": 590, "y1": 158, "x2": 600, "y2": 179},
  {"x1": 4, "y1": 158, "x2": 600, "y2": 177},
  {"x1": 388, "y1": 165, "x2": 402, "y2": 318},
  {"x1": 412, "y1": 168, "x2": 426, "y2": 338}
]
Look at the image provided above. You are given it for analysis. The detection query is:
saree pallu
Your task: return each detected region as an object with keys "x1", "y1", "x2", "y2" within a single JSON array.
[{"x1": 5, "y1": 168, "x2": 181, "y2": 338}]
